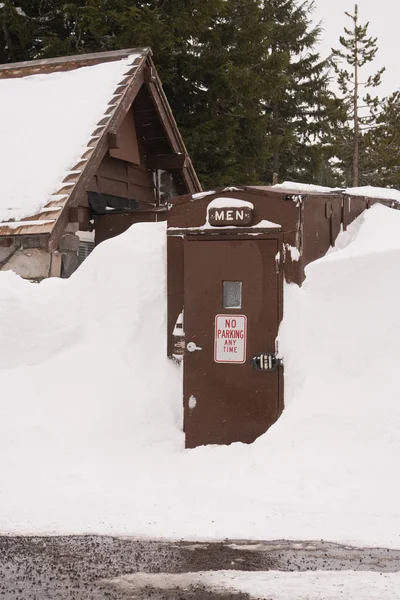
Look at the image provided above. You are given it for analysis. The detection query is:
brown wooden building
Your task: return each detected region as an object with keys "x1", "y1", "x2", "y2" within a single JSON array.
[
  {"x1": 0, "y1": 48, "x2": 200, "y2": 279},
  {"x1": 167, "y1": 184, "x2": 400, "y2": 448}
]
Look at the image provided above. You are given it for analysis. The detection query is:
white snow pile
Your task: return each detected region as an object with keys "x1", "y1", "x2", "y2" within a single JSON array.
[
  {"x1": 0, "y1": 55, "x2": 139, "y2": 222},
  {"x1": 207, "y1": 197, "x2": 254, "y2": 210},
  {"x1": 0, "y1": 205, "x2": 400, "y2": 548},
  {"x1": 272, "y1": 181, "x2": 334, "y2": 193},
  {"x1": 110, "y1": 570, "x2": 400, "y2": 600}
]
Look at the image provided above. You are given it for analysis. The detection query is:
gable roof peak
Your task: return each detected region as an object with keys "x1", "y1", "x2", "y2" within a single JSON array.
[
  {"x1": 0, "y1": 47, "x2": 153, "y2": 78},
  {"x1": 0, "y1": 48, "x2": 201, "y2": 240}
]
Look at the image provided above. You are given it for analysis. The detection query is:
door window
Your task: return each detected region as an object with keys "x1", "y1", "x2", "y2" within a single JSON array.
[{"x1": 223, "y1": 280, "x2": 242, "y2": 309}]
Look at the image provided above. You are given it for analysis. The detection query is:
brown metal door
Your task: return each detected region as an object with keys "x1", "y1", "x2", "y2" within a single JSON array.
[{"x1": 183, "y1": 238, "x2": 282, "y2": 448}]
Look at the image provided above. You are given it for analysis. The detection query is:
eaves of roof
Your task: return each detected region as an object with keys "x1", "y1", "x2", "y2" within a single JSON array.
[{"x1": 0, "y1": 48, "x2": 201, "y2": 245}]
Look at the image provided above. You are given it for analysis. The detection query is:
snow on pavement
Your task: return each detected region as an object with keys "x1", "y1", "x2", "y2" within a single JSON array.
[
  {"x1": 0, "y1": 207, "x2": 400, "y2": 547},
  {"x1": 109, "y1": 570, "x2": 400, "y2": 599}
]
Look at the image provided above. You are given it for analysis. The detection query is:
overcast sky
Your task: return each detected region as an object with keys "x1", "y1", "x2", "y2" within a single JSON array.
[{"x1": 313, "y1": 0, "x2": 398, "y2": 97}]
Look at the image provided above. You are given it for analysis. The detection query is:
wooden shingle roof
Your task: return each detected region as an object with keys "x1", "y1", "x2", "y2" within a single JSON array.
[{"x1": 0, "y1": 49, "x2": 200, "y2": 245}]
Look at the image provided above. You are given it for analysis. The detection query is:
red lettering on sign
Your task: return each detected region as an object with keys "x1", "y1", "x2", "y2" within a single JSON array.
[
  {"x1": 218, "y1": 330, "x2": 244, "y2": 340},
  {"x1": 225, "y1": 318, "x2": 237, "y2": 328},
  {"x1": 214, "y1": 314, "x2": 247, "y2": 363}
]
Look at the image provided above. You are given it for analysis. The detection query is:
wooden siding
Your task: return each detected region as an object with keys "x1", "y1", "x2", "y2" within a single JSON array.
[
  {"x1": 133, "y1": 85, "x2": 172, "y2": 157},
  {"x1": 94, "y1": 211, "x2": 165, "y2": 245},
  {"x1": 0, "y1": 49, "x2": 201, "y2": 244},
  {"x1": 109, "y1": 110, "x2": 141, "y2": 165},
  {"x1": 87, "y1": 156, "x2": 155, "y2": 205}
]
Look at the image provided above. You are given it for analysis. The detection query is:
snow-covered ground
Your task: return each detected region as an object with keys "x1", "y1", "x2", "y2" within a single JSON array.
[
  {"x1": 0, "y1": 205, "x2": 400, "y2": 547},
  {"x1": 109, "y1": 570, "x2": 400, "y2": 599}
]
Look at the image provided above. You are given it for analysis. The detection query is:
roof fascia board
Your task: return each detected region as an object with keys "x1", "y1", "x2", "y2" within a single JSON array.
[
  {"x1": 145, "y1": 56, "x2": 201, "y2": 194},
  {"x1": 1, "y1": 49, "x2": 199, "y2": 244},
  {"x1": 0, "y1": 48, "x2": 152, "y2": 73},
  {"x1": 48, "y1": 54, "x2": 148, "y2": 251}
]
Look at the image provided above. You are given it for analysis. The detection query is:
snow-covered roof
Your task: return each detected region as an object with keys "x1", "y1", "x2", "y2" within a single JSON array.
[
  {"x1": 258, "y1": 182, "x2": 400, "y2": 203},
  {"x1": 189, "y1": 183, "x2": 400, "y2": 208},
  {"x1": 271, "y1": 181, "x2": 334, "y2": 194},
  {"x1": 0, "y1": 50, "x2": 148, "y2": 236},
  {"x1": 343, "y1": 186, "x2": 400, "y2": 202}
]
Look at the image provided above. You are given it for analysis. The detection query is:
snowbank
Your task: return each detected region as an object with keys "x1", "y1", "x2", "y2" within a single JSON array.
[{"x1": 0, "y1": 207, "x2": 400, "y2": 547}]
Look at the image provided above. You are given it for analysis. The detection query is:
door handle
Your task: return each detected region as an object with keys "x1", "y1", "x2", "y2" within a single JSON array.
[{"x1": 187, "y1": 342, "x2": 202, "y2": 352}]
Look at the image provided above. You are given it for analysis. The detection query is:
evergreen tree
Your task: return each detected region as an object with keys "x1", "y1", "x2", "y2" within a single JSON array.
[
  {"x1": 82, "y1": 0, "x2": 271, "y2": 187},
  {"x1": 0, "y1": 0, "x2": 37, "y2": 62},
  {"x1": 331, "y1": 3, "x2": 385, "y2": 186},
  {"x1": 260, "y1": 0, "x2": 338, "y2": 185},
  {"x1": 168, "y1": 0, "x2": 275, "y2": 187},
  {"x1": 0, "y1": 0, "x2": 338, "y2": 188},
  {"x1": 360, "y1": 91, "x2": 400, "y2": 188}
]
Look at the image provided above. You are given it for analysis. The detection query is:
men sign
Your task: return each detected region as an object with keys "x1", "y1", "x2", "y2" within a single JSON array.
[
  {"x1": 214, "y1": 315, "x2": 247, "y2": 364},
  {"x1": 208, "y1": 206, "x2": 253, "y2": 226}
]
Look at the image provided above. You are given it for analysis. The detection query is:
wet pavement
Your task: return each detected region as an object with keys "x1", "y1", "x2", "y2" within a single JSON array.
[{"x1": 1, "y1": 536, "x2": 400, "y2": 599}]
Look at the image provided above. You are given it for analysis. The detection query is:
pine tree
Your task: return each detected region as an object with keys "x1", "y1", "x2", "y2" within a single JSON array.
[
  {"x1": 108, "y1": 0, "x2": 270, "y2": 187},
  {"x1": 149, "y1": 0, "x2": 338, "y2": 187},
  {"x1": 26, "y1": 0, "x2": 140, "y2": 57},
  {"x1": 331, "y1": 3, "x2": 385, "y2": 187},
  {"x1": 0, "y1": 1, "x2": 37, "y2": 62},
  {"x1": 360, "y1": 91, "x2": 400, "y2": 188},
  {"x1": 260, "y1": 0, "x2": 338, "y2": 185},
  {"x1": 0, "y1": 0, "x2": 338, "y2": 188},
  {"x1": 174, "y1": 0, "x2": 274, "y2": 187}
]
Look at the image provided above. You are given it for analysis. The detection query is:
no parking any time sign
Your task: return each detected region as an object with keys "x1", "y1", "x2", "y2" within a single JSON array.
[{"x1": 214, "y1": 315, "x2": 247, "y2": 364}]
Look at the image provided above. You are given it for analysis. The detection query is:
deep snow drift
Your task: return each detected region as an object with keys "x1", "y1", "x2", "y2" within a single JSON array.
[{"x1": 0, "y1": 206, "x2": 400, "y2": 547}]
